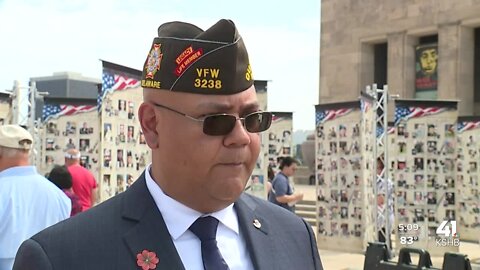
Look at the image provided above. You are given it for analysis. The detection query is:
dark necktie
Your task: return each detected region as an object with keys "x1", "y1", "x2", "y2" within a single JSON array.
[{"x1": 189, "y1": 216, "x2": 230, "y2": 270}]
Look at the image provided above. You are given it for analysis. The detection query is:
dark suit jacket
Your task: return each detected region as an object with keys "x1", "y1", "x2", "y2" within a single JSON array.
[{"x1": 13, "y1": 173, "x2": 322, "y2": 270}]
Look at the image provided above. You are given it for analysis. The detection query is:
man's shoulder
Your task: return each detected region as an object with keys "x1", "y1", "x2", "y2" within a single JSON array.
[
  {"x1": 239, "y1": 193, "x2": 303, "y2": 222},
  {"x1": 27, "y1": 173, "x2": 67, "y2": 195},
  {"x1": 32, "y1": 191, "x2": 126, "y2": 242},
  {"x1": 21, "y1": 176, "x2": 150, "y2": 265},
  {"x1": 69, "y1": 165, "x2": 96, "y2": 178},
  {"x1": 272, "y1": 173, "x2": 288, "y2": 183}
]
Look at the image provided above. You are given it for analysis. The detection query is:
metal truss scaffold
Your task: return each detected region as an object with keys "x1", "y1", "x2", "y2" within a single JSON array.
[
  {"x1": 9, "y1": 80, "x2": 48, "y2": 165},
  {"x1": 365, "y1": 84, "x2": 393, "y2": 255}
]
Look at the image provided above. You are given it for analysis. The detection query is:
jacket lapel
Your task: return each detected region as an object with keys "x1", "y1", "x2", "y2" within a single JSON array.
[
  {"x1": 235, "y1": 194, "x2": 278, "y2": 270},
  {"x1": 122, "y1": 174, "x2": 185, "y2": 270}
]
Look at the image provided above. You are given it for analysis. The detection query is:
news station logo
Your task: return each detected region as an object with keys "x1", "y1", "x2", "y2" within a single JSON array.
[{"x1": 435, "y1": 220, "x2": 460, "y2": 247}]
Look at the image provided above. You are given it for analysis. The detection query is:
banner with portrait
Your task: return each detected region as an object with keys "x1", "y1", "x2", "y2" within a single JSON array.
[{"x1": 415, "y1": 44, "x2": 438, "y2": 95}]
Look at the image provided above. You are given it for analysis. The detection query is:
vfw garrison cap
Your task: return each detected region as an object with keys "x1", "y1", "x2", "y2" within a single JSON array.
[
  {"x1": 0, "y1": 125, "x2": 33, "y2": 150},
  {"x1": 141, "y1": 19, "x2": 253, "y2": 95}
]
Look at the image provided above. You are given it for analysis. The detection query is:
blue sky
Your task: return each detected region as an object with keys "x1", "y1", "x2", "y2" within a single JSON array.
[{"x1": 0, "y1": 0, "x2": 320, "y2": 131}]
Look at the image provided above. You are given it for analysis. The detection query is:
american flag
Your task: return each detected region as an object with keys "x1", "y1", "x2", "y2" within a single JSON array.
[
  {"x1": 360, "y1": 98, "x2": 371, "y2": 113},
  {"x1": 457, "y1": 121, "x2": 480, "y2": 133},
  {"x1": 376, "y1": 126, "x2": 383, "y2": 138},
  {"x1": 315, "y1": 108, "x2": 353, "y2": 125},
  {"x1": 43, "y1": 104, "x2": 96, "y2": 122},
  {"x1": 375, "y1": 126, "x2": 396, "y2": 138},
  {"x1": 394, "y1": 106, "x2": 447, "y2": 125},
  {"x1": 272, "y1": 115, "x2": 289, "y2": 122},
  {"x1": 388, "y1": 126, "x2": 395, "y2": 134},
  {"x1": 98, "y1": 71, "x2": 141, "y2": 111}
]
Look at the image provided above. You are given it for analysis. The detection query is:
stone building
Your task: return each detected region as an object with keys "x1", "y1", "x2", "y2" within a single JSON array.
[
  {"x1": 31, "y1": 71, "x2": 101, "y2": 118},
  {"x1": 320, "y1": 0, "x2": 480, "y2": 115}
]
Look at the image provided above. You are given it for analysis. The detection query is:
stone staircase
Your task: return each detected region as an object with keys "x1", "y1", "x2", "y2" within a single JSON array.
[{"x1": 295, "y1": 199, "x2": 317, "y2": 227}]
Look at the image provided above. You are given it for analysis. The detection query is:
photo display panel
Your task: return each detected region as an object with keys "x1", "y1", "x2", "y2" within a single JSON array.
[
  {"x1": 98, "y1": 63, "x2": 151, "y2": 201},
  {"x1": 456, "y1": 117, "x2": 480, "y2": 241},
  {"x1": 0, "y1": 94, "x2": 10, "y2": 125},
  {"x1": 267, "y1": 112, "x2": 294, "y2": 169},
  {"x1": 246, "y1": 86, "x2": 269, "y2": 199},
  {"x1": 315, "y1": 100, "x2": 372, "y2": 253},
  {"x1": 40, "y1": 104, "x2": 99, "y2": 180},
  {"x1": 393, "y1": 100, "x2": 459, "y2": 256}
]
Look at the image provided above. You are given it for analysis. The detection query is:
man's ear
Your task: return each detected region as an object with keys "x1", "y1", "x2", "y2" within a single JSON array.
[{"x1": 138, "y1": 103, "x2": 160, "y2": 149}]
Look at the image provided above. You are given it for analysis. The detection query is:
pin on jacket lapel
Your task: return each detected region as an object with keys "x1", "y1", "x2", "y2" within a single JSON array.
[{"x1": 122, "y1": 175, "x2": 185, "y2": 270}]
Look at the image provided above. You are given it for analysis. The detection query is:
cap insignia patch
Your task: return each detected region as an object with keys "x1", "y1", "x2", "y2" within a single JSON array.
[{"x1": 145, "y1": 44, "x2": 163, "y2": 79}]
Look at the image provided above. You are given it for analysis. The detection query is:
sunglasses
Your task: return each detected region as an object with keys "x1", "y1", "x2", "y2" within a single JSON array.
[{"x1": 150, "y1": 102, "x2": 272, "y2": 136}]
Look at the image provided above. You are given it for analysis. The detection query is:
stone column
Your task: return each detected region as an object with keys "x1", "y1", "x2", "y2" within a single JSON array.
[
  {"x1": 359, "y1": 42, "x2": 375, "y2": 94},
  {"x1": 387, "y1": 31, "x2": 417, "y2": 99},
  {"x1": 438, "y1": 22, "x2": 460, "y2": 100},
  {"x1": 457, "y1": 25, "x2": 475, "y2": 115},
  {"x1": 438, "y1": 21, "x2": 475, "y2": 115}
]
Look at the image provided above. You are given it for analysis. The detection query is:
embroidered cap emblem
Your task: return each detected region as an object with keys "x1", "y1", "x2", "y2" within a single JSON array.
[{"x1": 145, "y1": 44, "x2": 163, "y2": 79}]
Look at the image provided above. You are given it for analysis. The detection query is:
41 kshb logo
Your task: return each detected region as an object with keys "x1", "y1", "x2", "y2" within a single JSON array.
[{"x1": 435, "y1": 220, "x2": 460, "y2": 247}]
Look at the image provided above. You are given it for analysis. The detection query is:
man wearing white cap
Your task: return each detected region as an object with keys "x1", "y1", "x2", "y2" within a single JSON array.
[{"x1": 0, "y1": 125, "x2": 71, "y2": 270}]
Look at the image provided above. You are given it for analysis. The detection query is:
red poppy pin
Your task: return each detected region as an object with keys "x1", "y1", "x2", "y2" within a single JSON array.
[{"x1": 136, "y1": 250, "x2": 159, "y2": 270}]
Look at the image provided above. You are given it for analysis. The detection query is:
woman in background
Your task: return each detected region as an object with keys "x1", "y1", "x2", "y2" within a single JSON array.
[{"x1": 47, "y1": 165, "x2": 82, "y2": 216}]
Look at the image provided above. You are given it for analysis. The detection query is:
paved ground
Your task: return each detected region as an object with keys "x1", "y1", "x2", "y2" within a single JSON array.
[{"x1": 294, "y1": 184, "x2": 480, "y2": 269}]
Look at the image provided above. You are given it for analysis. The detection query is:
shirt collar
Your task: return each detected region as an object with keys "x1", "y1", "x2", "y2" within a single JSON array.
[
  {"x1": 0, "y1": 166, "x2": 37, "y2": 178},
  {"x1": 144, "y1": 164, "x2": 239, "y2": 240}
]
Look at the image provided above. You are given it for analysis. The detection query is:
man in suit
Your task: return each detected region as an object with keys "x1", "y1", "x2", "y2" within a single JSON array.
[{"x1": 14, "y1": 19, "x2": 323, "y2": 270}]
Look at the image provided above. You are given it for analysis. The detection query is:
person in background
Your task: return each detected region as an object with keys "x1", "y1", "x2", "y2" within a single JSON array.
[
  {"x1": 268, "y1": 156, "x2": 304, "y2": 212},
  {"x1": 47, "y1": 165, "x2": 82, "y2": 216},
  {"x1": 0, "y1": 125, "x2": 70, "y2": 270},
  {"x1": 266, "y1": 164, "x2": 275, "y2": 193},
  {"x1": 13, "y1": 19, "x2": 322, "y2": 270},
  {"x1": 64, "y1": 149, "x2": 98, "y2": 211}
]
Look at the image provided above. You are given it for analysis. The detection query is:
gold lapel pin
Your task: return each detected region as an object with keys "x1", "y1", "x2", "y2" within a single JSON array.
[{"x1": 253, "y1": 219, "x2": 262, "y2": 229}]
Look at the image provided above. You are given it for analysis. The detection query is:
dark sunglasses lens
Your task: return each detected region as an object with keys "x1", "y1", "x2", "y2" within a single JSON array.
[
  {"x1": 245, "y1": 112, "x2": 272, "y2": 132},
  {"x1": 203, "y1": 115, "x2": 237, "y2": 135}
]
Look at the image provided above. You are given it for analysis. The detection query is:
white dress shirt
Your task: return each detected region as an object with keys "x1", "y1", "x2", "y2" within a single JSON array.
[{"x1": 145, "y1": 165, "x2": 254, "y2": 270}]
